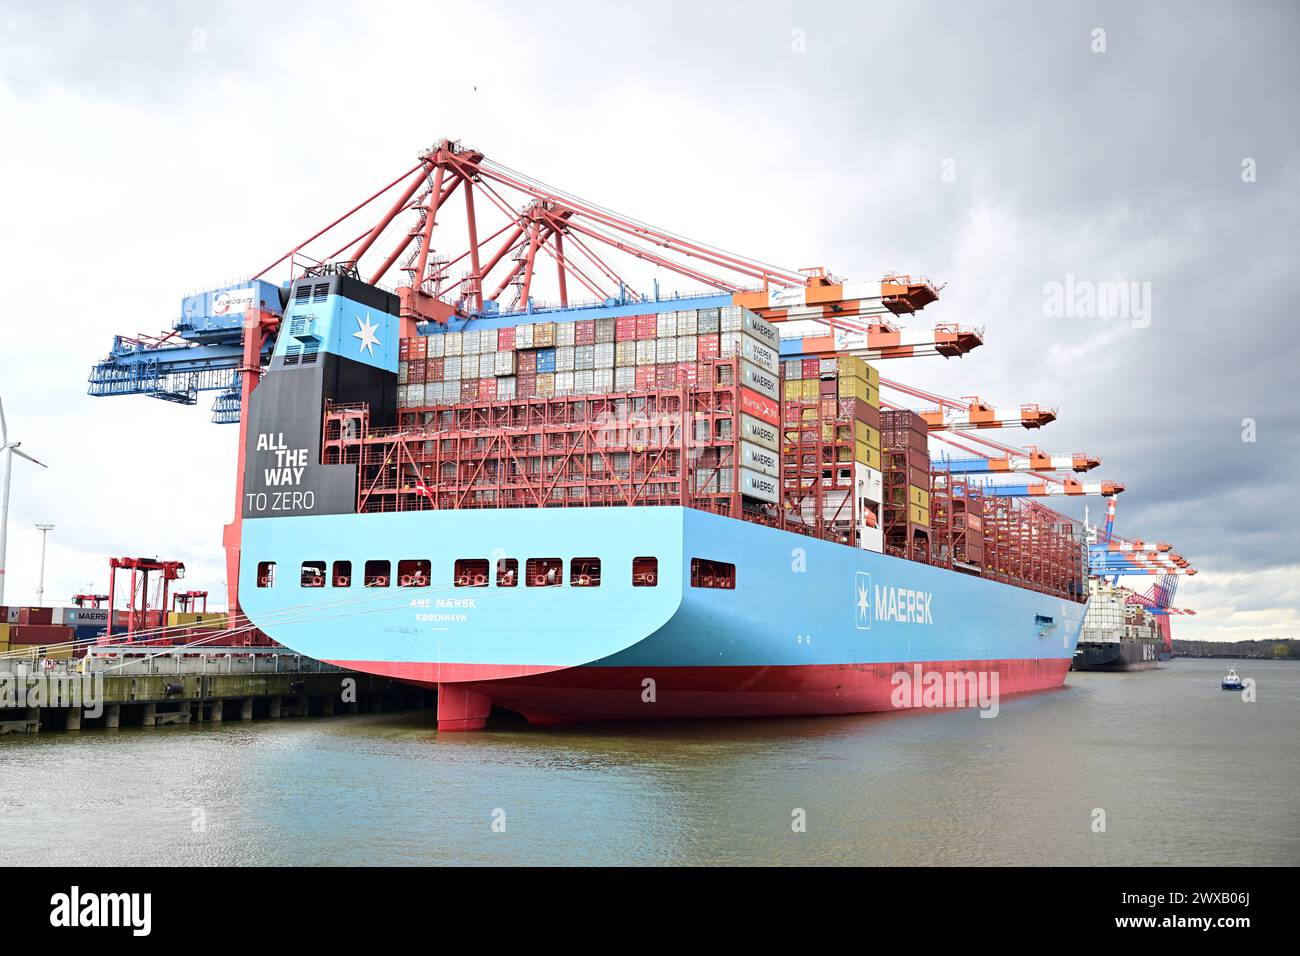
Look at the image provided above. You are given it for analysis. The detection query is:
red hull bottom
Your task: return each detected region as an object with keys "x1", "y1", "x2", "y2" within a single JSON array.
[{"x1": 327, "y1": 658, "x2": 1074, "y2": 731}]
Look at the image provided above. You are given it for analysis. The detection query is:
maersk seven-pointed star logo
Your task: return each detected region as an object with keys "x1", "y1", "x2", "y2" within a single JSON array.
[
  {"x1": 353, "y1": 313, "x2": 381, "y2": 356},
  {"x1": 855, "y1": 571, "x2": 872, "y2": 630}
]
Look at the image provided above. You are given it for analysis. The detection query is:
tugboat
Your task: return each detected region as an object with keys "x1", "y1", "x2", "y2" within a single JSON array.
[{"x1": 1221, "y1": 668, "x2": 1244, "y2": 691}]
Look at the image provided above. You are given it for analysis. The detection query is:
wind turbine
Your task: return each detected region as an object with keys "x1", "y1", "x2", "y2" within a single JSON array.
[{"x1": 0, "y1": 395, "x2": 48, "y2": 605}]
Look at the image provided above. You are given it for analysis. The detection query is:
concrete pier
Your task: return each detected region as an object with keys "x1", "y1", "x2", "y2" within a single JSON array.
[{"x1": 1, "y1": 652, "x2": 434, "y2": 733}]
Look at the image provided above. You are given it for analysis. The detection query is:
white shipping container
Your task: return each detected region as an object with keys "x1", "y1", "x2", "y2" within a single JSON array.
[
  {"x1": 444, "y1": 356, "x2": 462, "y2": 380},
  {"x1": 740, "y1": 359, "x2": 780, "y2": 399},
  {"x1": 697, "y1": 307, "x2": 721, "y2": 334},
  {"x1": 676, "y1": 335, "x2": 697, "y2": 362},
  {"x1": 656, "y1": 312, "x2": 678, "y2": 338},
  {"x1": 556, "y1": 321, "x2": 576, "y2": 346},
  {"x1": 463, "y1": 329, "x2": 481, "y2": 355},
  {"x1": 614, "y1": 366, "x2": 636, "y2": 391},
  {"x1": 398, "y1": 361, "x2": 408, "y2": 384},
  {"x1": 574, "y1": 369, "x2": 594, "y2": 393},
  {"x1": 593, "y1": 368, "x2": 614, "y2": 393},
  {"x1": 495, "y1": 351, "x2": 516, "y2": 376},
  {"x1": 516, "y1": 323, "x2": 534, "y2": 349},
  {"x1": 739, "y1": 467, "x2": 780, "y2": 503},
  {"x1": 498, "y1": 376, "x2": 517, "y2": 401},
  {"x1": 720, "y1": 331, "x2": 742, "y2": 357},
  {"x1": 574, "y1": 344, "x2": 595, "y2": 371},
  {"x1": 555, "y1": 371, "x2": 575, "y2": 395},
  {"x1": 678, "y1": 310, "x2": 698, "y2": 336},
  {"x1": 594, "y1": 342, "x2": 615, "y2": 368},
  {"x1": 595, "y1": 317, "x2": 616, "y2": 343},
  {"x1": 740, "y1": 413, "x2": 780, "y2": 451},
  {"x1": 740, "y1": 336, "x2": 779, "y2": 373},
  {"x1": 636, "y1": 340, "x2": 656, "y2": 366},
  {"x1": 740, "y1": 440, "x2": 781, "y2": 478},
  {"x1": 429, "y1": 335, "x2": 446, "y2": 358},
  {"x1": 655, "y1": 338, "x2": 677, "y2": 364},
  {"x1": 555, "y1": 346, "x2": 575, "y2": 372},
  {"x1": 720, "y1": 305, "x2": 742, "y2": 332},
  {"x1": 615, "y1": 341, "x2": 636, "y2": 367},
  {"x1": 741, "y1": 309, "x2": 779, "y2": 350},
  {"x1": 443, "y1": 331, "x2": 463, "y2": 356},
  {"x1": 425, "y1": 383, "x2": 440, "y2": 405}
]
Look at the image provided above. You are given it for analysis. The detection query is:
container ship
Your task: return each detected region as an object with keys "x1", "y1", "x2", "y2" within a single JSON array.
[
  {"x1": 1073, "y1": 578, "x2": 1162, "y2": 671},
  {"x1": 234, "y1": 272, "x2": 1088, "y2": 730},
  {"x1": 84, "y1": 141, "x2": 1117, "y2": 731}
]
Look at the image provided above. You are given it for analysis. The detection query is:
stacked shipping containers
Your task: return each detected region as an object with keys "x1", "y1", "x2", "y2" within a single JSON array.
[
  {"x1": 780, "y1": 353, "x2": 885, "y2": 551},
  {"x1": 880, "y1": 409, "x2": 932, "y2": 560},
  {"x1": 392, "y1": 304, "x2": 783, "y2": 511}
]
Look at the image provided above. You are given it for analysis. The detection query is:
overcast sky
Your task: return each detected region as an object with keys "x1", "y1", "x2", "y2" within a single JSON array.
[{"x1": 0, "y1": 0, "x2": 1295, "y2": 641}]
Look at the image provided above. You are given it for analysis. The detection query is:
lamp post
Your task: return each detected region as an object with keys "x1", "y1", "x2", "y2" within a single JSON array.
[{"x1": 35, "y1": 523, "x2": 54, "y2": 606}]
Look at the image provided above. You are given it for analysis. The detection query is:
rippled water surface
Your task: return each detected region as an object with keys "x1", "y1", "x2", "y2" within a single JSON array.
[{"x1": 2, "y1": 658, "x2": 1296, "y2": 865}]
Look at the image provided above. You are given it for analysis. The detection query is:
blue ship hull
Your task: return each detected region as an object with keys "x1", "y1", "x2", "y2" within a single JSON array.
[{"x1": 240, "y1": 506, "x2": 1086, "y2": 728}]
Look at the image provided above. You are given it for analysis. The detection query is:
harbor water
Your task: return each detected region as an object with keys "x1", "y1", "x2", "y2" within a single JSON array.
[{"x1": 1, "y1": 657, "x2": 1296, "y2": 866}]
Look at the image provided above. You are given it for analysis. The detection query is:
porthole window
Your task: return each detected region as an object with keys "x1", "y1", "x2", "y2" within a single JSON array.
[
  {"x1": 632, "y1": 556, "x2": 658, "y2": 587},
  {"x1": 300, "y1": 561, "x2": 326, "y2": 588},
  {"x1": 570, "y1": 557, "x2": 601, "y2": 587},
  {"x1": 454, "y1": 558, "x2": 490, "y2": 587},
  {"x1": 526, "y1": 558, "x2": 563, "y2": 587},
  {"x1": 332, "y1": 560, "x2": 352, "y2": 587},
  {"x1": 398, "y1": 559, "x2": 431, "y2": 587},
  {"x1": 690, "y1": 558, "x2": 735, "y2": 589},
  {"x1": 256, "y1": 561, "x2": 276, "y2": 588},
  {"x1": 364, "y1": 560, "x2": 391, "y2": 588},
  {"x1": 497, "y1": 558, "x2": 519, "y2": 588}
]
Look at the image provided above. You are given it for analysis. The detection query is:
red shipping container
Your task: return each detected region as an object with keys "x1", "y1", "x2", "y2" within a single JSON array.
[
  {"x1": 479, "y1": 378, "x2": 497, "y2": 400},
  {"x1": 802, "y1": 358, "x2": 820, "y2": 378},
  {"x1": 615, "y1": 316, "x2": 638, "y2": 341},
  {"x1": 656, "y1": 366, "x2": 677, "y2": 388},
  {"x1": 677, "y1": 361, "x2": 698, "y2": 385},
  {"x1": 516, "y1": 373, "x2": 537, "y2": 399},
  {"x1": 409, "y1": 361, "x2": 426, "y2": 384},
  {"x1": 635, "y1": 366, "x2": 654, "y2": 389},
  {"x1": 17, "y1": 606, "x2": 52, "y2": 625},
  {"x1": 740, "y1": 387, "x2": 780, "y2": 426},
  {"x1": 430, "y1": 357, "x2": 445, "y2": 382},
  {"x1": 819, "y1": 378, "x2": 838, "y2": 396},
  {"x1": 412, "y1": 337, "x2": 428, "y2": 359},
  {"x1": 697, "y1": 334, "x2": 720, "y2": 360},
  {"x1": 574, "y1": 319, "x2": 596, "y2": 345},
  {"x1": 399, "y1": 338, "x2": 411, "y2": 359},
  {"x1": 497, "y1": 327, "x2": 515, "y2": 351},
  {"x1": 517, "y1": 350, "x2": 537, "y2": 373},
  {"x1": 11, "y1": 623, "x2": 72, "y2": 644},
  {"x1": 461, "y1": 380, "x2": 479, "y2": 403},
  {"x1": 636, "y1": 315, "x2": 657, "y2": 339}
]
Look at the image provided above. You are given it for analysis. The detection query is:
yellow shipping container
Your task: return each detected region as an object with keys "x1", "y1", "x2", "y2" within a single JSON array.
[
  {"x1": 854, "y1": 421, "x2": 880, "y2": 448},
  {"x1": 837, "y1": 376, "x2": 869, "y2": 402},
  {"x1": 821, "y1": 424, "x2": 835, "y2": 442},
  {"x1": 836, "y1": 354, "x2": 866, "y2": 381},
  {"x1": 0, "y1": 639, "x2": 9, "y2": 655},
  {"x1": 909, "y1": 503, "x2": 931, "y2": 526},
  {"x1": 39, "y1": 645, "x2": 74, "y2": 660},
  {"x1": 0, "y1": 623, "x2": 9, "y2": 642},
  {"x1": 863, "y1": 362, "x2": 880, "y2": 388},
  {"x1": 783, "y1": 380, "x2": 802, "y2": 400},
  {"x1": 909, "y1": 485, "x2": 930, "y2": 509},
  {"x1": 855, "y1": 442, "x2": 881, "y2": 470},
  {"x1": 167, "y1": 612, "x2": 224, "y2": 630},
  {"x1": 864, "y1": 383, "x2": 880, "y2": 408},
  {"x1": 800, "y1": 380, "x2": 819, "y2": 400}
]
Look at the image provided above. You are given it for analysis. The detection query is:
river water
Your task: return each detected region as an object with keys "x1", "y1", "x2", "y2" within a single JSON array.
[{"x1": 2, "y1": 657, "x2": 1296, "y2": 866}]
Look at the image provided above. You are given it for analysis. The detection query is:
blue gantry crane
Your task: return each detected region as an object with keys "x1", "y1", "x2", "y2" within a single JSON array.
[{"x1": 87, "y1": 280, "x2": 284, "y2": 422}]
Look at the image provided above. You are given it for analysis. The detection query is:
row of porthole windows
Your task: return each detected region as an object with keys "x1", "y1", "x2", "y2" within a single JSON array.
[{"x1": 255, "y1": 556, "x2": 736, "y2": 590}]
